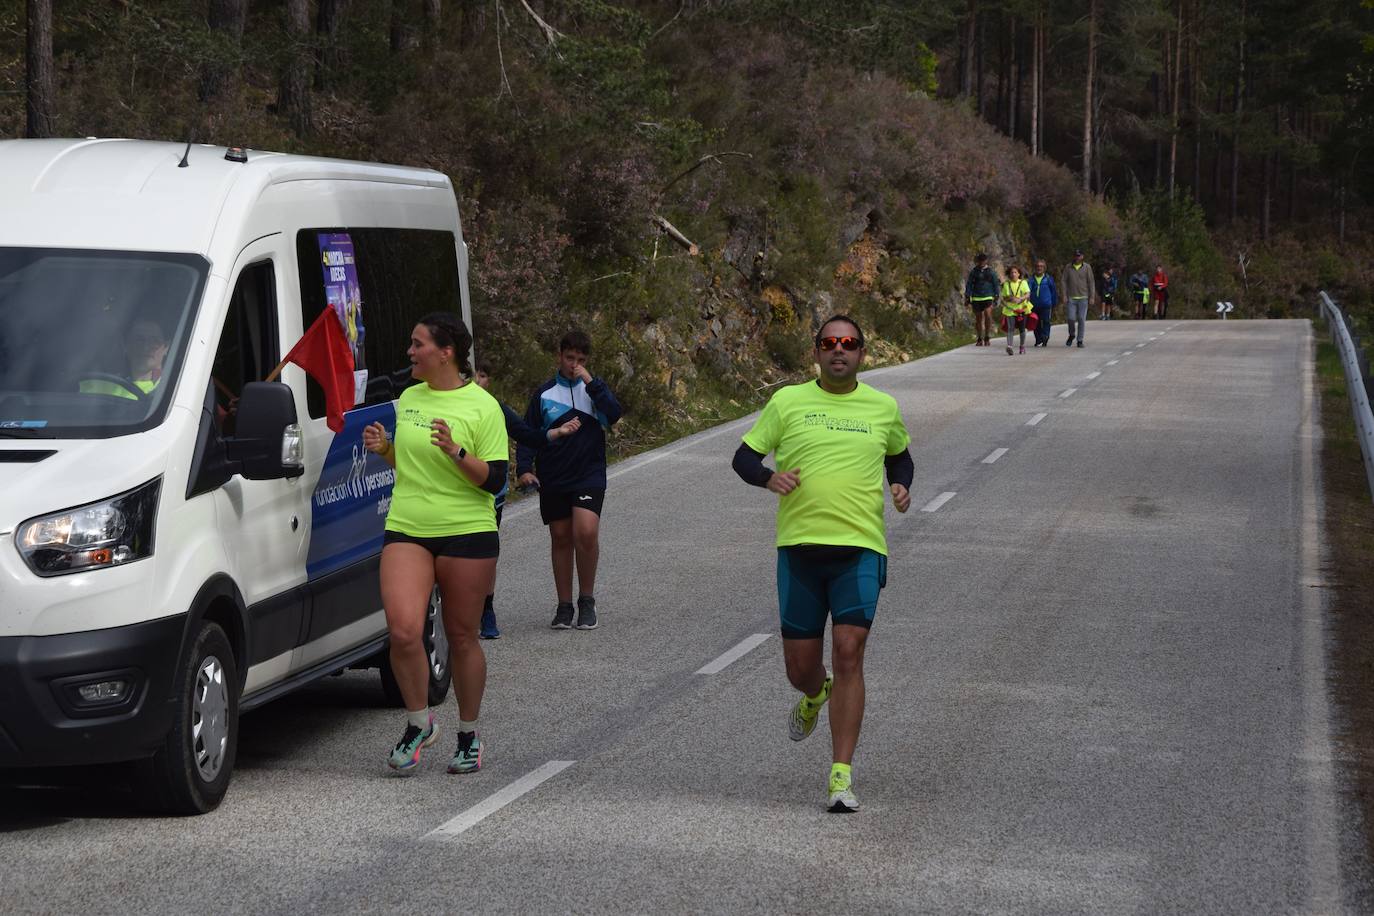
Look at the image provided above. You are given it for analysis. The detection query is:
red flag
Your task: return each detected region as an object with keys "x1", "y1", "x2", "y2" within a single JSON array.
[{"x1": 285, "y1": 309, "x2": 355, "y2": 433}]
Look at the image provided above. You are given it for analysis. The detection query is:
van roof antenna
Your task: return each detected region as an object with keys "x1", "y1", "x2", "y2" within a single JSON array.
[{"x1": 177, "y1": 135, "x2": 193, "y2": 169}]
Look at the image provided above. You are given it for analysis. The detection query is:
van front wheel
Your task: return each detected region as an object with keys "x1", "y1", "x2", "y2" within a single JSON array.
[{"x1": 142, "y1": 621, "x2": 239, "y2": 815}]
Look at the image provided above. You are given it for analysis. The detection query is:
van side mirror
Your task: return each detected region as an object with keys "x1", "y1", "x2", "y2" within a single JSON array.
[{"x1": 226, "y1": 382, "x2": 304, "y2": 480}]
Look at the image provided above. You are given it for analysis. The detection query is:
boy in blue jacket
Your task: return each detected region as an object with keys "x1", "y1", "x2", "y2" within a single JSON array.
[
  {"x1": 1028, "y1": 259, "x2": 1058, "y2": 347},
  {"x1": 516, "y1": 330, "x2": 623, "y2": 631}
]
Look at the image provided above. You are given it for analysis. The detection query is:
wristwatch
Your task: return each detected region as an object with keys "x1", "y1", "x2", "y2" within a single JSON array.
[{"x1": 456, "y1": 447, "x2": 466, "y2": 460}]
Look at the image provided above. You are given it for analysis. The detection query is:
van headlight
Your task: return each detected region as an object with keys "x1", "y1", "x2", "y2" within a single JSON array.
[{"x1": 16, "y1": 478, "x2": 161, "y2": 577}]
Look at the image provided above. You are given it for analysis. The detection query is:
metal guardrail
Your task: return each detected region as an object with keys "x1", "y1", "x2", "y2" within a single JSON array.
[{"x1": 1320, "y1": 290, "x2": 1374, "y2": 502}]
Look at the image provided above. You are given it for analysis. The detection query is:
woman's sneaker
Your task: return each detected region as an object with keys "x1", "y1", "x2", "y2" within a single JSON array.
[
  {"x1": 448, "y1": 731, "x2": 482, "y2": 774},
  {"x1": 1019, "y1": 345, "x2": 1025, "y2": 354},
  {"x1": 788, "y1": 674, "x2": 833, "y2": 741},
  {"x1": 387, "y1": 713, "x2": 437, "y2": 772}
]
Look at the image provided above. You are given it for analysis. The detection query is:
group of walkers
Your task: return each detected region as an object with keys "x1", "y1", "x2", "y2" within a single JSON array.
[
  {"x1": 966, "y1": 251, "x2": 1171, "y2": 353},
  {"x1": 363, "y1": 316, "x2": 620, "y2": 777}
]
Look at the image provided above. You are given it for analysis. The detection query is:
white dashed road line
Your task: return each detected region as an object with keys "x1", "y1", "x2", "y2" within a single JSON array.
[
  {"x1": 1059, "y1": 388, "x2": 1077, "y2": 399},
  {"x1": 1107, "y1": 360, "x2": 1119, "y2": 366},
  {"x1": 982, "y1": 448, "x2": 1009, "y2": 464},
  {"x1": 1086, "y1": 371, "x2": 1102, "y2": 380},
  {"x1": 1027, "y1": 413, "x2": 1047, "y2": 426},
  {"x1": 695, "y1": 634, "x2": 772, "y2": 675},
  {"x1": 921, "y1": 492, "x2": 957, "y2": 513},
  {"x1": 426, "y1": 760, "x2": 576, "y2": 840}
]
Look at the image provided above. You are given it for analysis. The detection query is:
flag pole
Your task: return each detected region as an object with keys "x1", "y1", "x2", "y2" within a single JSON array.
[{"x1": 263, "y1": 357, "x2": 290, "y2": 383}]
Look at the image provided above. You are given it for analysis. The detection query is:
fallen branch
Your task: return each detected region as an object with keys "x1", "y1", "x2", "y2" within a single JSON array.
[
  {"x1": 650, "y1": 0, "x2": 685, "y2": 40},
  {"x1": 662, "y1": 151, "x2": 753, "y2": 192},
  {"x1": 653, "y1": 214, "x2": 700, "y2": 256},
  {"x1": 518, "y1": 0, "x2": 562, "y2": 46}
]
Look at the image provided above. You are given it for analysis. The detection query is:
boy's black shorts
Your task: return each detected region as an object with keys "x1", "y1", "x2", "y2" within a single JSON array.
[{"x1": 539, "y1": 488, "x2": 605, "y2": 524}]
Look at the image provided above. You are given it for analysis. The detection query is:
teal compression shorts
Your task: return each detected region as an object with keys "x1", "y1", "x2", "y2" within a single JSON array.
[{"x1": 776, "y1": 545, "x2": 887, "y2": 640}]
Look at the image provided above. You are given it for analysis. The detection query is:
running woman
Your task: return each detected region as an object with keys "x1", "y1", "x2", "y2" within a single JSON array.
[
  {"x1": 363, "y1": 313, "x2": 508, "y2": 775},
  {"x1": 516, "y1": 330, "x2": 622, "y2": 631},
  {"x1": 732, "y1": 315, "x2": 913, "y2": 813},
  {"x1": 473, "y1": 362, "x2": 580, "y2": 639}
]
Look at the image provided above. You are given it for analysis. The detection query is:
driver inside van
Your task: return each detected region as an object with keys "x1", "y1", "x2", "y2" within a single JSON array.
[{"x1": 79, "y1": 318, "x2": 168, "y2": 399}]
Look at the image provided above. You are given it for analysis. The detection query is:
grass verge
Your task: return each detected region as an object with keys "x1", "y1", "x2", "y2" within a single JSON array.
[{"x1": 1317, "y1": 335, "x2": 1374, "y2": 887}]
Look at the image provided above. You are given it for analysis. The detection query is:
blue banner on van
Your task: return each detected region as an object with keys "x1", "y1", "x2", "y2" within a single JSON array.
[{"x1": 307, "y1": 402, "x2": 395, "y2": 580}]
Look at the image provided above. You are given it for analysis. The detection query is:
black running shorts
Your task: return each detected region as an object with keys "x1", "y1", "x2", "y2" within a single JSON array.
[
  {"x1": 383, "y1": 530, "x2": 500, "y2": 559},
  {"x1": 539, "y1": 488, "x2": 605, "y2": 524}
]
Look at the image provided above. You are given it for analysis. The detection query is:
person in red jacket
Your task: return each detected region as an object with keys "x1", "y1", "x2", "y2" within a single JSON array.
[{"x1": 1151, "y1": 265, "x2": 1169, "y2": 320}]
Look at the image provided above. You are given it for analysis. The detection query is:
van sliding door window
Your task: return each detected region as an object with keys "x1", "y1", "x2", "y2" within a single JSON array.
[
  {"x1": 295, "y1": 228, "x2": 462, "y2": 419},
  {"x1": 212, "y1": 262, "x2": 279, "y2": 431}
]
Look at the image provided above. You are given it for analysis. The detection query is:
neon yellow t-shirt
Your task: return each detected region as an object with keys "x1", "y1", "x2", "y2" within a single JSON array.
[
  {"x1": 79, "y1": 378, "x2": 159, "y2": 399},
  {"x1": 385, "y1": 381, "x2": 508, "y2": 537},
  {"x1": 742, "y1": 380, "x2": 911, "y2": 556}
]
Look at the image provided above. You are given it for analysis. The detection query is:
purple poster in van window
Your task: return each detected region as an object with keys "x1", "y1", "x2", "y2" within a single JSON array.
[{"x1": 317, "y1": 232, "x2": 365, "y2": 370}]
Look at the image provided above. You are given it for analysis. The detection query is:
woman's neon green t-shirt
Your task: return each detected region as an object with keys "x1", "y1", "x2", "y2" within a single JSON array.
[{"x1": 385, "y1": 381, "x2": 508, "y2": 538}]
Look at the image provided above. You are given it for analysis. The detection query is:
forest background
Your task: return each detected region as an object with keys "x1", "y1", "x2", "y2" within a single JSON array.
[{"x1": 3, "y1": 0, "x2": 1373, "y2": 451}]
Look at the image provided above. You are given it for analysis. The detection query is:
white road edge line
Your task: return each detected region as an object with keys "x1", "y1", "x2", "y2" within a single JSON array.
[
  {"x1": 426, "y1": 760, "x2": 576, "y2": 841},
  {"x1": 982, "y1": 448, "x2": 1009, "y2": 464},
  {"x1": 1059, "y1": 388, "x2": 1077, "y2": 398},
  {"x1": 921, "y1": 492, "x2": 956, "y2": 513},
  {"x1": 1086, "y1": 371, "x2": 1102, "y2": 380},
  {"x1": 1107, "y1": 360, "x2": 1120, "y2": 366},
  {"x1": 696, "y1": 633, "x2": 772, "y2": 675},
  {"x1": 1026, "y1": 413, "x2": 1047, "y2": 426}
]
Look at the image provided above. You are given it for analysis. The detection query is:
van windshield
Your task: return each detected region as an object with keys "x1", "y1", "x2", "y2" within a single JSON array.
[{"x1": 0, "y1": 248, "x2": 208, "y2": 439}]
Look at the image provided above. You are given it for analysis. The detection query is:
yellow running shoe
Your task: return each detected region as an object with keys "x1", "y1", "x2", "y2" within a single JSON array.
[
  {"x1": 788, "y1": 673, "x2": 832, "y2": 742},
  {"x1": 827, "y1": 763, "x2": 859, "y2": 813}
]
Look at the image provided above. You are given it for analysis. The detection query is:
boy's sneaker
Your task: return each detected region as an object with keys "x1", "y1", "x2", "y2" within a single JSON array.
[
  {"x1": 575, "y1": 596, "x2": 598, "y2": 630},
  {"x1": 387, "y1": 713, "x2": 437, "y2": 773},
  {"x1": 550, "y1": 603, "x2": 574, "y2": 629},
  {"x1": 480, "y1": 608, "x2": 501, "y2": 639},
  {"x1": 788, "y1": 674, "x2": 833, "y2": 741},
  {"x1": 827, "y1": 766, "x2": 859, "y2": 813},
  {"x1": 448, "y1": 731, "x2": 482, "y2": 774}
]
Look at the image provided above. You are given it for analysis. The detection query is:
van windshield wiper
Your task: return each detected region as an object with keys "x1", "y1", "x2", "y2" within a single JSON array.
[{"x1": 0, "y1": 428, "x2": 54, "y2": 438}]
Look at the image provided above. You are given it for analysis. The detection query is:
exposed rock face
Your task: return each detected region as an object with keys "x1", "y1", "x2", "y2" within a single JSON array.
[{"x1": 614, "y1": 220, "x2": 1024, "y2": 417}]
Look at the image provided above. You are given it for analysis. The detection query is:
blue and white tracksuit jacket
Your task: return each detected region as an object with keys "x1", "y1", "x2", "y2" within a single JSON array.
[{"x1": 515, "y1": 374, "x2": 622, "y2": 491}]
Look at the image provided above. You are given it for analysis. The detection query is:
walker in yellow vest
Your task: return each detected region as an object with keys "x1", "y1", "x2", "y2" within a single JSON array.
[{"x1": 1000, "y1": 278, "x2": 1032, "y2": 354}]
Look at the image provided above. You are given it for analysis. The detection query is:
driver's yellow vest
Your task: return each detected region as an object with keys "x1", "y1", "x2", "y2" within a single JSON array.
[{"x1": 79, "y1": 378, "x2": 159, "y2": 400}]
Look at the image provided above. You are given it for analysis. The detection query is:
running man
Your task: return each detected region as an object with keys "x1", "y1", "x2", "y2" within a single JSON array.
[
  {"x1": 731, "y1": 315, "x2": 913, "y2": 813},
  {"x1": 516, "y1": 330, "x2": 622, "y2": 631}
]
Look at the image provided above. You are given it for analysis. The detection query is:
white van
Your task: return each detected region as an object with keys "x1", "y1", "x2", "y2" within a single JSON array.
[{"x1": 0, "y1": 139, "x2": 467, "y2": 813}]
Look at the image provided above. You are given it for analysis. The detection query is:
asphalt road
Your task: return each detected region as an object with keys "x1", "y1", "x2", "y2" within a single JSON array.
[{"x1": 3, "y1": 319, "x2": 1367, "y2": 914}]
